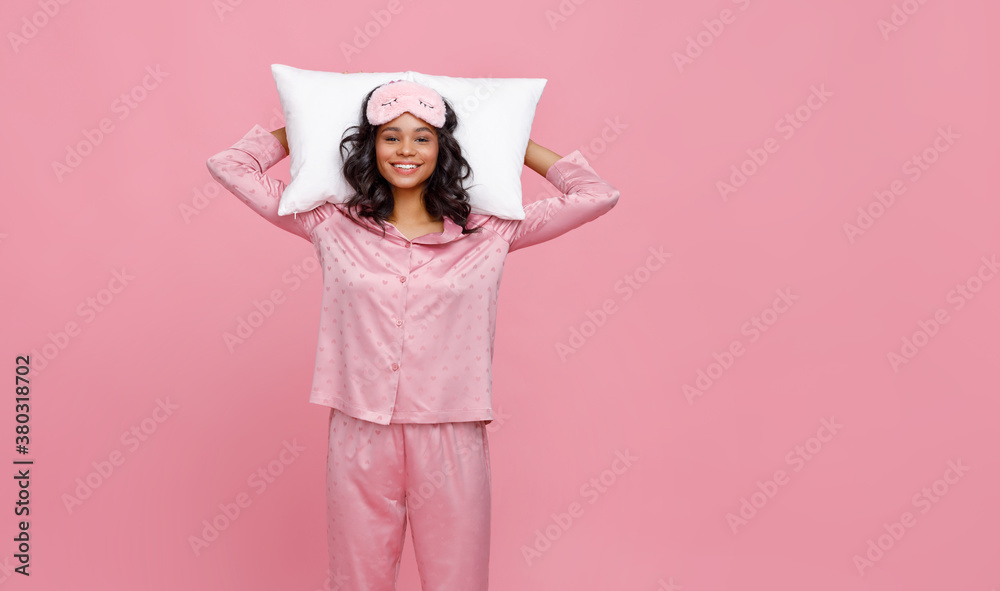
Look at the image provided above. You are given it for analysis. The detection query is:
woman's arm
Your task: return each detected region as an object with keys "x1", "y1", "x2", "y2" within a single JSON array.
[
  {"x1": 270, "y1": 127, "x2": 289, "y2": 153},
  {"x1": 524, "y1": 138, "x2": 562, "y2": 178},
  {"x1": 493, "y1": 147, "x2": 620, "y2": 253},
  {"x1": 205, "y1": 124, "x2": 329, "y2": 241}
]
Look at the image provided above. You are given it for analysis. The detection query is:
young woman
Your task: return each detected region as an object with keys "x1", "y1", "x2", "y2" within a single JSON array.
[{"x1": 206, "y1": 79, "x2": 620, "y2": 591}]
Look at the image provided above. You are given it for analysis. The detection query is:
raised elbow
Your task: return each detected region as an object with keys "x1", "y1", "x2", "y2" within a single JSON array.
[
  {"x1": 608, "y1": 188, "x2": 621, "y2": 208},
  {"x1": 205, "y1": 155, "x2": 221, "y2": 178},
  {"x1": 602, "y1": 187, "x2": 621, "y2": 214}
]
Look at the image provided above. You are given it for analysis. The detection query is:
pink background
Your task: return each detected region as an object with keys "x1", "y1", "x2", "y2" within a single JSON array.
[{"x1": 2, "y1": 0, "x2": 998, "y2": 589}]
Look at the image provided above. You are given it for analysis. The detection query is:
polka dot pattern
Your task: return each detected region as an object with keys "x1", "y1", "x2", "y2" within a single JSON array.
[
  {"x1": 325, "y1": 408, "x2": 491, "y2": 590},
  {"x1": 207, "y1": 124, "x2": 621, "y2": 426}
]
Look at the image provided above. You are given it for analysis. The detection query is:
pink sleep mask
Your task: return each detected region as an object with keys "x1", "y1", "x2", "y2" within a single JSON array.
[{"x1": 366, "y1": 80, "x2": 446, "y2": 128}]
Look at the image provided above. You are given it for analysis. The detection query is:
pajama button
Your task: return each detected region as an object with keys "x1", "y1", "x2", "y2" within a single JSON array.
[
  {"x1": 399, "y1": 276, "x2": 406, "y2": 283},
  {"x1": 391, "y1": 363, "x2": 399, "y2": 371},
  {"x1": 405, "y1": 242, "x2": 411, "y2": 248},
  {"x1": 395, "y1": 319, "x2": 403, "y2": 327}
]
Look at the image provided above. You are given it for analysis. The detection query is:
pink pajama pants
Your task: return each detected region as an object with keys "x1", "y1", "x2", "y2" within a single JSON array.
[{"x1": 325, "y1": 407, "x2": 492, "y2": 591}]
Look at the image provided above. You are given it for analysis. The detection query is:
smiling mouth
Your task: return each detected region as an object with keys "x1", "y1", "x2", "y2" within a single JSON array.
[{"x1": 390, "y1": 163, "x2": 422, "y2": 175}]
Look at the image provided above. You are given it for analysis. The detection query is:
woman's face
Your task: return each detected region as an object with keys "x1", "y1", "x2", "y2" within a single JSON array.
[{"x1": 375, "y1": 112, "x2": 439, "y2": 194}]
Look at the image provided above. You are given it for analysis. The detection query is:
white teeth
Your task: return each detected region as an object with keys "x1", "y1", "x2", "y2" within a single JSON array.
[{"x1": 394, "y1": 164, "x2": 418, "y2": 169}]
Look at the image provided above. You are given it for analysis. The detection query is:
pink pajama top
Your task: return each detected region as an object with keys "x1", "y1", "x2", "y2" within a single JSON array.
[{"x1": 206, "y1": 124, "x2": 620, "y2": 425}]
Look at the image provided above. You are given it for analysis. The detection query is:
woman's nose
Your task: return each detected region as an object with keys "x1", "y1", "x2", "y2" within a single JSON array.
[{"x1": 397, "y1": 139, "x2": 416, "y2": 154}]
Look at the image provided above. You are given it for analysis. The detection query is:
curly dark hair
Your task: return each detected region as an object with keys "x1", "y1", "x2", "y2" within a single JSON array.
[{"x1": 337, "y1": 85, "x2": 485, "y2": 239}]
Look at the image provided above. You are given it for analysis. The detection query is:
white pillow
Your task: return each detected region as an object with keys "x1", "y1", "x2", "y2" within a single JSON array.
[{"x1": 271, "y1": 64, "x2": 546, "y2": 220}]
